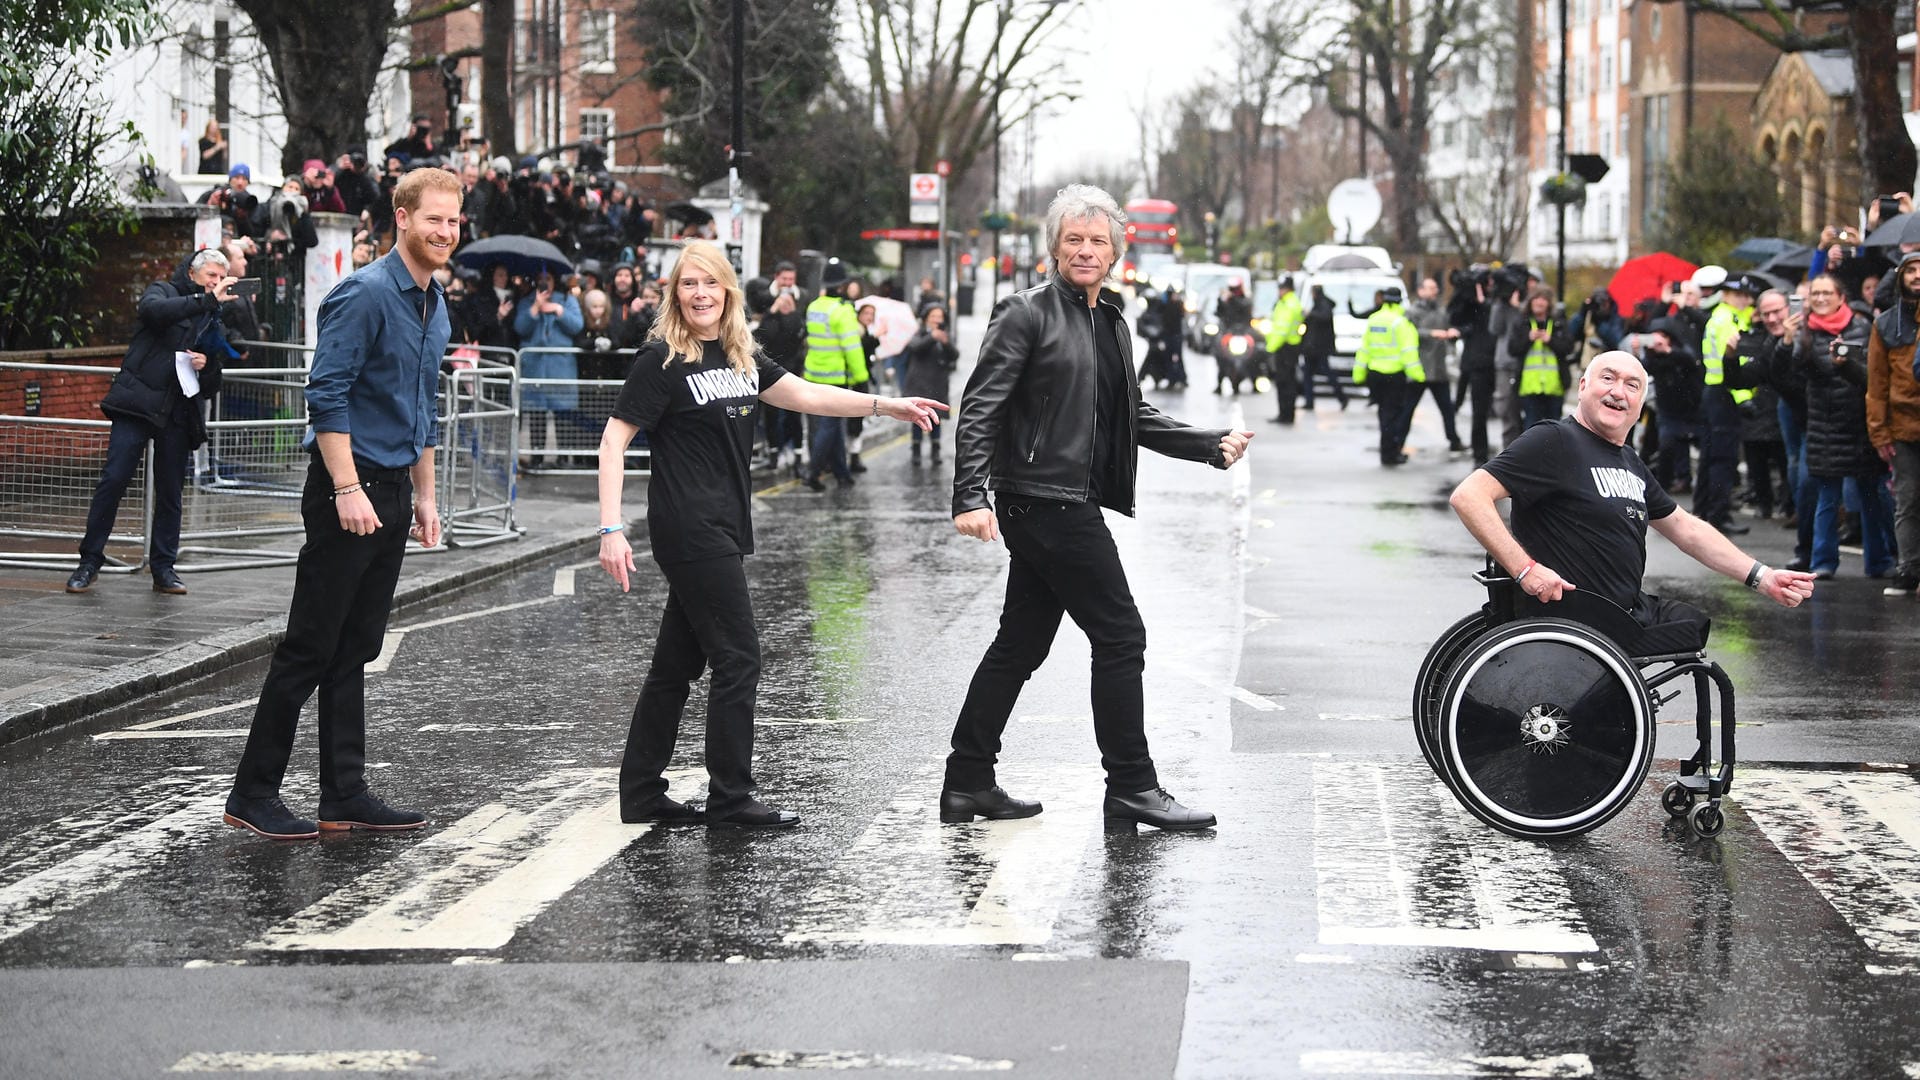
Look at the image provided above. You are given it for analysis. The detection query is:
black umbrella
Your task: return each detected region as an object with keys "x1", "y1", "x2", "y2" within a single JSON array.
[
  {"x1": 662, "y1": 200, "x2": 715, "y2": 226},
  {"x1": 1756, "y1": 244, "x2": 1816, "y2": 280},
  {"x1": 1729, "y1": 236, "x2": 1797, "y2": 264},
  {"x1": 1865, "y1": 212, "x2": 1920, "y2": 248},
  {"x1": 1744, "y1": 269, "x2": 1794, "y2": 295},
  {"x1": 454, "y1": 235, "x2": 574, "y2": 279}
]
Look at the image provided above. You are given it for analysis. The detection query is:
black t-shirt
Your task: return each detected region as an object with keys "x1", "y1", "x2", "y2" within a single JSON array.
[
  {"x1": 1090, "y1": 304, "x2": 1128, "y2": 504},
  {"x1": 610, "y1": 339, "x2": 787, "y2": 564},
  {"x1": 1482, "y1": 417, "x2": 1676, "y2": 609}
]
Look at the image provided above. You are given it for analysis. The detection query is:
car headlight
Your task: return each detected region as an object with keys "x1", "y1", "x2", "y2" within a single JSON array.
[{"x1": 1204, "y1": 322, "x2": 1219, "y2": 336}]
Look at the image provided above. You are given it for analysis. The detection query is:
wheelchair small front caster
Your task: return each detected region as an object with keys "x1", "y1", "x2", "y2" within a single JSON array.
[
  {"x1": 1688, "y1": 801, "x2": 1725, "y2": 838},
  {"x1": 1661, "y1": 782, "x2": 1694, "y2": 819}
]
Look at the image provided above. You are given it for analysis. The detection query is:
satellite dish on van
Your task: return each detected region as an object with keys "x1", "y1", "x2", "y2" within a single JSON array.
[{"x1": 1327, "y1": 179, "x2": 1383, "y2": 244}]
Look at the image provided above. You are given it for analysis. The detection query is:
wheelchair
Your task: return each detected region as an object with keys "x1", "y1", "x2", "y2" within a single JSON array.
[{"x1": 1413, "y1": 563, "x2": 1736, "y2": 840}]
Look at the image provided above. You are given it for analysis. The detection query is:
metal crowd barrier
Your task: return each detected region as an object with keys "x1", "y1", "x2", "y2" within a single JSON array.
[
  {"x1": 516, "y1": 345, "x2": 652, "y2": 476},
  {"x1": 0, "y1": 339, "x2": 530, "y2": 576},
  {"x1": 438, "y1": 346, "x2": 522, "y2": 546},
  {"x1": 0, "y1": 361, "x2": 147, "y2": 571}
]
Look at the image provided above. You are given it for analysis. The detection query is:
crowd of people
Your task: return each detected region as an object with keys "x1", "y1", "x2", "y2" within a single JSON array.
[{"x1": 1166, "y1": 192, "x2": 1920, "y2": 592}]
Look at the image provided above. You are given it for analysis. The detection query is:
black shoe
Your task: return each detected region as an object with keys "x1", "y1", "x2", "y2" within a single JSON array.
[
  {"x1": 621, "y1": 795, "x2": 705, "y2": 825},
  {"x1": 1713, "y1": 520, "x2": 1750, "y2": 537},
  {"x1": 802, "y1": 475, "x2": 827, "y2": 492},
  {"x1": 1103, "y1": 787, "x2": 1216, "y2": 832},
  {"x1": 224, "y1": 794, "x2": 319, "y2": 840},
  {"x1": 835, "y1": 475, "x2": 856, "y2": 489},
  {"x1": 930, "y1": 448, "x2": 942, "y2": 464},
  {"x1": 1448, "y1": 440, "x2": 1468, "y2": 453},
  {"x1": 939, "y1": 786, "x2": 1043, "y2": 823},
  {"x1": 1884, "y1": 571, "x2": 1919, "y2": 596},
  {"x1": 911, "y1": 448, "x2": 923, "y2": 466},
  {"x1": 151, "y1": 567, "x2": 187, "y2": 594},
  {"x1": 1785, "y1": 557, "x2": 1810, "y2": 572},
  {"x1": 708, "y1": 800, "x2": 801, "y2": 829},
  {"x1": 849, "y1": 453, "x2": 868, "y2": 474},
  {"x1": 65, "y1": 563, "x2": 100, "y2": 593},
  {"x1": 1382, "y1": 453, "x2": 1408, "y2": 466},
  {"x1": 317, "y1": 790, "x2": 427, "y2": 832},
  {"x1": 1338, "y1": 398, "x2": 1350, "y2": 411}
]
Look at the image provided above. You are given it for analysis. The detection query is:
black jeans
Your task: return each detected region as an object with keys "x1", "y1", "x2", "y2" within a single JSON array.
[
  {"x1": 621, "y1": 554, "x2": 760, "y2": 817},
  {"x1": 946, "y1": 497, "x2": 1157, "y2": 795},
  {"x1": 1461, "y1": 365, "x2": 1495, "y2": 464},
  {"x1": 232, "y1": 457, "x2": 412, "y2": 802},
  {"x1": 1694, "y1": 393, "x2": 1742, "y2": 525},
  {"x1": 1300, "y1": 350, "x2": 1347, "y2": 408},
  {"x1": 1270, "y1": 344, "x2": 1301, "y2": 423},
  {"x1": 79, "y1": 415, "x2": 192, "y2": 572}
]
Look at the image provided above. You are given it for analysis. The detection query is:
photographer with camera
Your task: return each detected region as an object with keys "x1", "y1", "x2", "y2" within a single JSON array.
[
  {"x1": 333, "y1": 151, "x2": 380, "y2": 221},
  {"x1": 1797, "y1": 272, "x2": 1892, "y2": 577},
  {"x1": 1450, "y1": 267, "x2": 1499, "y2": 464},
  {"x1": 198, "y1": 163, "x2": 261, "y2": 238},
  {"x1": 753, "y1": 261, "x2": 809, "y2": 475}
]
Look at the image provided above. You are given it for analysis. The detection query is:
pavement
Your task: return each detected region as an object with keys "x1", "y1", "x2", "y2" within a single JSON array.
[{"x1": 0, "y1": 481, "x2": 602, "y2": 748}]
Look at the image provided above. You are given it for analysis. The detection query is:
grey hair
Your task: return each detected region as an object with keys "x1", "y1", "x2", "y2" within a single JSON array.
[
  {"x1": 188, "y1": 248, "x2": 229, "y2": 274},
  {"x1": 1757, "y1": 288, "x2": 1787, "y2": 307},
  {"x1": 1043, "y1": 184, "x2": 1127, "y2": 262}
]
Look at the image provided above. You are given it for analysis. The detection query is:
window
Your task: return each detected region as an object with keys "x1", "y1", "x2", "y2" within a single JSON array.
[
  {"x1": 579, "y1": 10, "x2": 615, "y2": 73},
  {"x1": 1573, "y1": 54, "x2": 1587, "y2": 98},
  {"x1": 1599, "y1": 45, "x2": 1613, "y2": 90},
  {"x1": 1601, "y1": 124, "x2": 1613, "y2": 159},
  {"x1": 580, "y1": 107, "x2": 614, "y2": 165},
  {"x1": 1619, "y1": 114, "x2": 1629, "y2": 158},
  {"x1": 1649, "y1": 7, "x2": 1661, "y2": 41},
  {"x1": 1619, "y1": 38, "x2": 1631, "y2": 82},
  {"x1": 1641, "y1": 94, "x2": 1669, "y2": 230}
]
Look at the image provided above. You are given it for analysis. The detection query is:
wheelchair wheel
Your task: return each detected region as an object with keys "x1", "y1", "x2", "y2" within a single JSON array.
[
  {"x1": 1435, "y1": 618, "x2": 1655, "y2": 839},
  {"x1": 1413, "y1": 611, "x2": 1491, "y2": 777}
]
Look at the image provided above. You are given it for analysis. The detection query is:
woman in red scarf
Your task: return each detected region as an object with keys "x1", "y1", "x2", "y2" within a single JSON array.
[{"x1": 1796, "y1": 273, "x2": 1894, "y2": 577}]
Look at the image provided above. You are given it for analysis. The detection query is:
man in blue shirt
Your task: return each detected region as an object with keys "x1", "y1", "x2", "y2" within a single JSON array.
[{"x1": 225, "y1": 167, "x2": 462, "y2": 840}]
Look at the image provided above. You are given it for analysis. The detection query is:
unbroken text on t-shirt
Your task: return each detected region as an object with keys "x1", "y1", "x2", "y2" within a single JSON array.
[{"x1": 609, "y1": 338, "x2": 788, "y2": 565}]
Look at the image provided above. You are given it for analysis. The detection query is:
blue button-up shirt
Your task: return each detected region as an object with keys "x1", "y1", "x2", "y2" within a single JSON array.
[{"x1": 303, "y1": 250, "x2": 449, "y2": 468}]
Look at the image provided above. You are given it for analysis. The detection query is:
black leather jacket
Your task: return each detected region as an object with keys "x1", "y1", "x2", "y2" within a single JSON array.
[{"x1": 953, "y1": 276, "x2": 1228, "y2": 517}]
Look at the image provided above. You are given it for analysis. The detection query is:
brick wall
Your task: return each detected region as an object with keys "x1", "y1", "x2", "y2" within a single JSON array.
[{"x1": 84, "y1": 205, "x2": 219, "y2": 347}]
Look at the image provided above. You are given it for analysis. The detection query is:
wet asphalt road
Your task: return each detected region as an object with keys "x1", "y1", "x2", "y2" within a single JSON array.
[{"x1": 3, "y1": 360, "x2": 1920, "y2": 1079}]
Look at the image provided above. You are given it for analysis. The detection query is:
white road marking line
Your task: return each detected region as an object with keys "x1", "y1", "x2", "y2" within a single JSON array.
[
  {"x1": 1317, "y1": 713, "x2": 1398, "y2": 724},
  {"x1": 365, "y1": 631, "x2": 406, "y2": 674},
  {"x1": 552, "y1": 567, "x2": 576, "y2": 595},
  {"x1": 758, "y1": 716, "x2": 873, "y2": 726},
  {"x1": 112, "y1": 699, "x2": 258, "y2": 734},
  {"x1": 1227, "y1": 685, "x2": 1283, "y2": 711},
  {"x1": 1313, "y1": 762, "x2": 1598, "y2": 954},
  {"x1": 93, "y1": 729, "x2": 250, "y2": 741},
  {"x1": 1299, "y1": 1051, "x2": 1594, "y2": 1077},
  {"x1": 415, "y1": 722, "x2": 577, "y2": 734},
  {"x1": 252, "y1": 768, "x2": 697, "y2": 952},
  {"x1": 783, "y1": 765, "x2": 1103, "y2": 946},
  {"x1": 0, "y1": 787, "x2": 227, "y2": 944},
  {"x1": 168, "y1": 1050, "x2": 434, "y2": 1073},
  {"x1": 1738, "y1": 768, "x2": 1920, "y2": 966},
  {"x1": 726, "y1": 1051, "x2": 1013, "y2": 1072},
  {"x1": 1903, "y1": 1062, "x2": 1920, "y2": 1079},
  {"x1": 392, "y1": 594, "x2": 563, "y2": 633}
]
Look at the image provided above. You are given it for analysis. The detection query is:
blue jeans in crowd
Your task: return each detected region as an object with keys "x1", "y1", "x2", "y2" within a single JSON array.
[
  {"x1": 1778, "y1": 400, "x2": 1817, "y2": 565},
  {"x1": 808, "y1": 416, "x2": 850, "y2": 482},
  {"x1": 1812, "y1": 473, "x2": 1896, "y2": 576}
]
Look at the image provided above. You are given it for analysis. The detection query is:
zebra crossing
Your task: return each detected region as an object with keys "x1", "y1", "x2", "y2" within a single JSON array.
[{"x1": 0, "y1": 760, "x2": 1915, "y2": 970}]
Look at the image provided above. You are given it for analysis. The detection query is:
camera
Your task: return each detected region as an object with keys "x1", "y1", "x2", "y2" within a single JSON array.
[
  {"x1": 229, "y1": 278, "x2": 261, "y2": 298},
  {"x1": 1834, "y1": 342, "x2": 1856, "y2": 359},
  {"x1": 1878, "y1": 195, "x2": 1904, "y2": 222}
]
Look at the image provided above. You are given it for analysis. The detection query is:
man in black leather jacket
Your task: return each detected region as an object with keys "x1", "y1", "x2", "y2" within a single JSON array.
[{"x1": 942, "y1": 184, "x2": 1253, "y2": 833}]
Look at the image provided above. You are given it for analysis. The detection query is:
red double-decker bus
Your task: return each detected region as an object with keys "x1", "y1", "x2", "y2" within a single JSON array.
[{"x1": 1122, "y1": 198, "x2": 1179, "y2": 283}]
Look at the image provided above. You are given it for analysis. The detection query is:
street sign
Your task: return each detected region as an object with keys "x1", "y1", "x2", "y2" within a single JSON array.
[
  {"x1": 936, "y1": 159, "x2": 951, "y2": 177},
  {"x1": 910, "y1": 172, "x2": 943, "y2": 225}
]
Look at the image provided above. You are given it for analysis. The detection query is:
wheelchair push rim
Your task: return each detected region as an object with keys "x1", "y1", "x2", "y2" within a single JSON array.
[
  {"x1": 1413, "y1": 611, "x2": 1491, "y2": 779},
  {"x1": 1436, "y1": 619, "x2": 1655, "y2": 839}
]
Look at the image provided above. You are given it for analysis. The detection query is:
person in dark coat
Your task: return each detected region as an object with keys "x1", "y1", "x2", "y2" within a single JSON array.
[
  {"x1": 1300, "y1": 285, "x2": 1345, "y2": 411},
  {"x1": 901, "y1": 303, "x2": 959, "y2": 465},
  {"x1": 1729, "y1": 291, "x2": 1792, "y2": 521},
  {"x1": 1640, "y1": 317, "x2": 1702, "y2": 496},
  {"x1": 67, "y1": 249, "x2": 236, "y2": 595},
  {"x1": 1797, "y1": 273, "x2": 1892, "y2": 577}
]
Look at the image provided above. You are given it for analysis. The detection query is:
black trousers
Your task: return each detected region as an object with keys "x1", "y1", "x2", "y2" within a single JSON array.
[
  {"x1": 79, "y1": 415, "x2": 192, "y2": 572},
  {"x1": 1300, "y1": 349, "x2": 1347, "y2": 408},
  {"x1": 1270, "y1": 343, "x2": 1301, "y2": 423},
  {"x1": 1370, "y1": 371, "x2": 1414, "y2": 462},
  {"x1": 1743, "y1": 439, "x2": 1790, "y2": 517},
  {"x1": 1461, "y1": 366, "x2": 1495, "y2": 464},
  {"x1": 1423, "y1": 376, "x2": 1463, "y2": 445},
  {"x1": 232, "y1": 457, "x2": 412, "y2": 802},
  {"x1": 1694, "y1": 392, "x2": 1742, "y2": 526},
  {"x1": 946, "y1": 497, "x2": 1157, "y2": 794},
  {"x1": 621, "y1": 554, "x2": 760, "y2": 817}
]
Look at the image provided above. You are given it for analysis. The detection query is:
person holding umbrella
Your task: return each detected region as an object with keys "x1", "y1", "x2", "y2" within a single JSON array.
[
  {"x1": 1863, "y1": 192, "x2": 1917, "y2": 314},
  {"x1": 595, "y1": 241, "x2": 946, "y2": 829}
]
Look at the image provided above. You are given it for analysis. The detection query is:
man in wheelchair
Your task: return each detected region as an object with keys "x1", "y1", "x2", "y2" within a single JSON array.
[
  {"x1": 1432, "y1": 351, "x2": 1817, "y2": 838},
  {"x1": 1450, "y1": 350, "x2": 1815, "y2": 633}
]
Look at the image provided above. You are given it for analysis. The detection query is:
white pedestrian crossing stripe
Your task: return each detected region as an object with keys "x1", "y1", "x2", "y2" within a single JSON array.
[
  {"x1": 0, "y1": 772, "x2": 228, "y2": 944},
  {"x1": 1299, "y1": 1050, "x2": 1594, "y2": 1077},
  {"x1": 1312, "y1": 761, "x2": 1599, "y2": 954},
  {"x1": 1736, "y1": 767, "x2": 1920, "y2": 969},
  {"x1": 251, "y1": 767, "x2": 696, "y2": 953},
  {"x1": 783, "y1": 765, "x2": 1104, "y2": 946}
]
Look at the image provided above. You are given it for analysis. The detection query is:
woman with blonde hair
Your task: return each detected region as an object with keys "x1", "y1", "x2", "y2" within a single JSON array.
[{"x1": 595, "y1": 242, "x2": 947, "y2": 829}]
